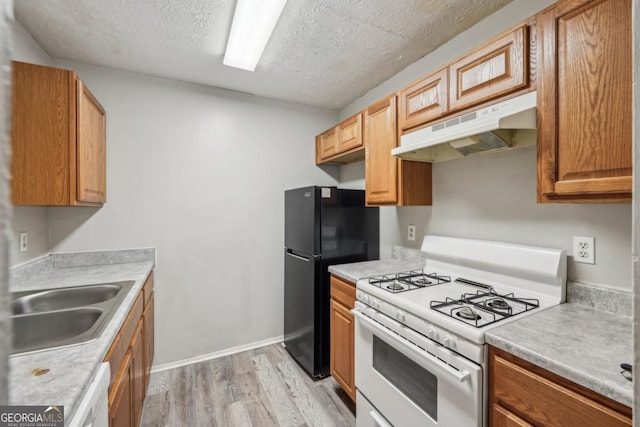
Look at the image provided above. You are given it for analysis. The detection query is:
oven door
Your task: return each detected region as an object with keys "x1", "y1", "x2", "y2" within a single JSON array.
[{"x1": 353, "y1": 303, "x2": 482, "y2": 427}]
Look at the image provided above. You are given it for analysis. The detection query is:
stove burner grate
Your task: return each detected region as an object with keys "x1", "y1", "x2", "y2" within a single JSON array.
[
  {"x1": 368, "y1": 270, "x2": 451, "y2": 293},
  {"x1": 430, "y1": 289, "x2": 540, "y2": 328}
]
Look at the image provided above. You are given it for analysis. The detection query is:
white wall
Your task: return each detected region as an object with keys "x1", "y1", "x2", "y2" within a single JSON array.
[
  {"x1": 339, "y1": 0, "x2": 633, "y2": 290},
  {"x1": 46, "y1": 60, "x2": 339, "y2": 364},
  {"x1": 10, "y1": 20, "x2": 51, "y2": 266}
]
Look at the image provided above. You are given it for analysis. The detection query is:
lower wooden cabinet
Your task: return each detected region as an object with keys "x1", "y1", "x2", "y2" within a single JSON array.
[
  {"x1": 109, "y1": 352, "x2": 133, "y2": 427},
  {"x1": 105, "y1": 271, "x2": 155, "y2": 427},
  {"x1": 489, "y1": 346, "x2": 631, "y2": 427},
  {"x1": 329, "y1": 275, "x2": 356, "y2": 402}
]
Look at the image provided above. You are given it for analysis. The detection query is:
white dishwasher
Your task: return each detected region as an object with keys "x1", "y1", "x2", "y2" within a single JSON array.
[{"x1": 68, "y1": 362, "x2": 110, "y2": 427}]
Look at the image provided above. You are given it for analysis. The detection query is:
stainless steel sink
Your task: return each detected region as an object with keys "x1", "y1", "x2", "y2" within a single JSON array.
[
  {"x1": 10, "y1": 281, "x2": 135, "y2": 355},
  {"x1": 12, "y1": 283, "x2": 123, "y2": 314},
  {"x1": 13, "y1": 307, "x2": 103, "y2": 354}
]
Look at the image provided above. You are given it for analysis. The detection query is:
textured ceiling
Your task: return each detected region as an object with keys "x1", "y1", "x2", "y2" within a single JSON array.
[{"x1": 15, "y1": 0, "x2": 512, "y2": 109}]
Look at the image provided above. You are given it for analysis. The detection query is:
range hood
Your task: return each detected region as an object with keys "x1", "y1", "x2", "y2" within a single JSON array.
[{"x1": 392, "y1": 91, "x2": 537, "y2": 162}]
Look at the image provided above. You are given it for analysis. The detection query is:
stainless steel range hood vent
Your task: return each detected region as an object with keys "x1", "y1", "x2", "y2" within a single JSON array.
[{"x1": 392, "y1": 91, "x2": 537, "y2": 162}]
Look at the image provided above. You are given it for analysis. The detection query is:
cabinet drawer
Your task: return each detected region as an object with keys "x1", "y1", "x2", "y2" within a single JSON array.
[
  {"x1": 398, "y1": 68, "x2": 448, "y2": 131},
  {"x1": 449, "y1": 25, "x2": 528, "y2": 111},
  {"x1": 330, "y1": 276, "x2": 355, "y2": 309},
  {"x1": 493, "y1": 354, "x2": 631, "y2": 426}
]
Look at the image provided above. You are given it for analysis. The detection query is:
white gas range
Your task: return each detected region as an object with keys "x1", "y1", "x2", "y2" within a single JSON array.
[{"x1": 353, "y1": 235, "x2": 567, "y2": 427}]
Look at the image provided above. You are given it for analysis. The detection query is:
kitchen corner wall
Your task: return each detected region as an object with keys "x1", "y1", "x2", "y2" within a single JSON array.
[
  {"x1": 10, "y1": 20, "x2": 51, "y2": 266},
  {"x1": 339, "y1": 0, "x2": 633, "y2": 291},
  {"x1": 42, "y1": 60, "x2": 339, "y2": 365},
  {"x1": 0, "y1": 0, "x2": 13, "y2": 405}
]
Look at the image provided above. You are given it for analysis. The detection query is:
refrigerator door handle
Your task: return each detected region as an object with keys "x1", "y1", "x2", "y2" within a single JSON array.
[{"x1": 285, "y1": 249, "x2": 319, "y2": 262}]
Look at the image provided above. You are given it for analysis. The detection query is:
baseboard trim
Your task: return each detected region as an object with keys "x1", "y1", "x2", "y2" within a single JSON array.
[{"x1": 150, "y1": 335, "x2": 284, "y2": 374}]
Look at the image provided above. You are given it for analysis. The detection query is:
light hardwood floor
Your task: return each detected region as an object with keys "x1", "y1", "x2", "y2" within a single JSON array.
[{"x1": 141, "y1": 344, "x2": 356, "y2": 426}]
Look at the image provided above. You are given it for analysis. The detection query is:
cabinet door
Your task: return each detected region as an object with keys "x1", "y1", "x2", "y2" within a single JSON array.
[
  {"x1": 11, "y1": 62, "x2": 74, "y2": 205},
  {"x1": 109, "y1": 352, "x2": 133, "y2": 427},
  {"x1": 131, "y1": 321, "x2": 145, "y2": 426},
  {"x1": 398, "y1": 68, "x2": 448, "y2": 131},
  {"x1": 316, "y1": 126, "x2": 338, "y2": 163},
  {"x1": 365, "y1": 96, "x2": 398, "y2": 205},
  {"x1": 76, "y1": 79, "x2": 107, "y2": 203},
  {"x1": 143, "y1": 293, "x2": 155, "y2": 391},
  {"x1": 492, "y1": 404, "x2": 533, "y2": 427},
  {"x1": 336, "y1": 113, "x2": 363, "y2": 153},
  {"x1": 449, "y1": 24, "x2": 529, "y2": 112},
  {"x1": 537, "y1": 0, "x2": 631, "y2": 202},
  {"x1": 330, "y1": 298, "x2": 355, "y2": 401}
]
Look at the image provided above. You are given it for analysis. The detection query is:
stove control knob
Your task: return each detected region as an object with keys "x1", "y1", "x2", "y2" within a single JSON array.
[
  {"x1": 443, "y1": 335, "x2": 456, "y2": 349},
  {"x1": 361, "y1": 294, "x2": 369, "y2": 304},
  {"x1": 427, "y1": 328, "x2": 439, "y2": 340},
  {"x1": 396, "y1": 310, "x2": 406, "y2": 322}
]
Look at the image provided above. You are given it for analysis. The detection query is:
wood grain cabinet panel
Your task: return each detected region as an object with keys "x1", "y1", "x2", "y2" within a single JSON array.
[
  {"x1": 105, "y1": 271, "x2": 155, "y2": 427},
  {"x1": 315, "y1": 114, "x2": 364, "y2": 164},
  {"x1": 11, "y1": 61, "x2": 106, "y2": 206},
  {"x1": 365, "y1": 95, "x2": 432, "y2": 206},
  {"x1": 337, "y1": 113, "x2": 363, "y2": 153},
  {"x1": 489, "y1": 346, "x2": 632, "y2": 427},
  {"x1": 130, "y1": 321, "x2": 145, "y2": 427},
  {"x1": 109, "y1": 352, "x2": 133, "y2": 427},
  {"x1": 329, "y1": 276, "x2": 356, "y2": 402},
  {"x1": 449, "y1": 25, "x2": 529, "y2": 112},
  {"x1": 316, "y1": 126, "x2": 338, "y2": 163},
  {"x1": 537, "y1": 0, "x2": 632, "y2": 202},
  {"x1": 143, "y1": 293, "x2": 155, "y2": 391},
  {"x1": 398, "y1": 68, "x2": 448, "y2": 131}
]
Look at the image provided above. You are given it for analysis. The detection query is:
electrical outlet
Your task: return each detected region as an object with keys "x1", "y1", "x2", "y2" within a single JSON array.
[
  {"x1": 408, "y1": 225, "x2": 416, "y2": 241},
  {"x1": 573, "y1": 236, "x2": 594, "y2": 264},
  {"x1": 19, "y1": 232, "x2": 28, "y2": 252}
]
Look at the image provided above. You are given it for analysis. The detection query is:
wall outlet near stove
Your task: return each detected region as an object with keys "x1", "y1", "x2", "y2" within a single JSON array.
[
  {"x1": 19, "y1": 231, "x2": 28, "y2": 252},
  {"x1": 408, "y1": 225, "x2": 416, "y2": 241},
  {"x1": 573, "y1": 236, "x2": 594, "y2": 264}
]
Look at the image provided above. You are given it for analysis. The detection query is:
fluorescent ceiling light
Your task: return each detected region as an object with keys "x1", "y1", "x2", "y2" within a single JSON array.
[{"x1": 223, "y1": 0, "x2": 288, "y2": 71}]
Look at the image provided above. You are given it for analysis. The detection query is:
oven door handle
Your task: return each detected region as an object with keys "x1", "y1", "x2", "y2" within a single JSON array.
[
  {"x1": 369, "y1": 409, "x2": 392, "y2": 427},
  {"x1": 353, "y1": 308, "x2": 471, "y2": 383}
]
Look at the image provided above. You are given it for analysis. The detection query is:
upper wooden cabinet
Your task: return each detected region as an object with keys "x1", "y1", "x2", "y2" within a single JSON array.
[
  {"x1": 399, "y1": 23, "x2": 534, "y2": 133},
  {"x1": 316, "y1": 126, "x2": 338, "y2": 163},
  {"x1": 315, "y1": 113, "x2": 364, "y2": 164},
  {"x1": 449, "y1": 24, "x2": 529, "y2": 112},
  {"x1": 336, "y1": 113, "x2": 362, "y2": 153},
  {"x1": 537, "y1": 0, "x2": 632, "y2": 202},
  {"x1": 11, "y1": 61, "x2": 106, "y2": 206},
  {"x1": 364, "y1": 95, "x2": 432, "y2": 206},
  {"x1": 398, "y1": 68, "x2": 448, "y2": 132}
]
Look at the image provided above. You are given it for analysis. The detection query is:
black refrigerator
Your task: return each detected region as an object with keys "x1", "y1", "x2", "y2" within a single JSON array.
[{"x1": 284, "y1": 186, "x2": 379, "y2": 378}]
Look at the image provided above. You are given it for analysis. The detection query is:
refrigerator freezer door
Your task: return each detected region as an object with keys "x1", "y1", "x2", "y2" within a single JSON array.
[
  {"x1": 283, "y1": 249, "x2": 324, "y2": 377},
  {"x1": 285, "y1": 187, "x2": 321, "y2": 255}
]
